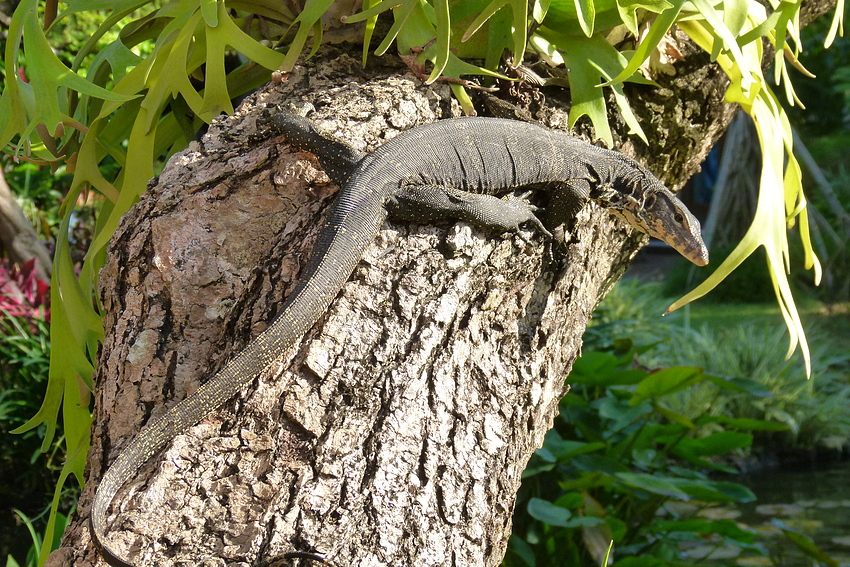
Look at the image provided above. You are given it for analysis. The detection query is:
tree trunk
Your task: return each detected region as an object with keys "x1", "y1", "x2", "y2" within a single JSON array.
[
  {"x1": 0, "y1": 169, "x2": 52, "y2": 281},
  {"x1": 50, "y1": 0, "x2": 832, "y2": 558}
]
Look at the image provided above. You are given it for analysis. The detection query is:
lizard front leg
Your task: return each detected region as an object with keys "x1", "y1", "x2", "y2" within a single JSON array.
[
  {"x1": 543, "y1": 179, "x2": 592, "y2": 231},
  {"x1": 387, "y1": 184, "x2": 552, "y2": 238},
  {"x1": 260, "y1": 106, "x2": 365, "y2": 186}
]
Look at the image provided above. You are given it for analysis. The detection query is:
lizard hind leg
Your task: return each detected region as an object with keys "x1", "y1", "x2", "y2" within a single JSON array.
[
  {"x1": 260, "y1": 106, "x2": 366, "y2": 186},
  {"x1": 387, "y1": 184, "x2": 552, "y2": 238}
]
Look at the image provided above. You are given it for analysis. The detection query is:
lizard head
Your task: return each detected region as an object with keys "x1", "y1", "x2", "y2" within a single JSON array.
[{"x1": 593, "y1": 177, "x2": 709, "y2": 266}]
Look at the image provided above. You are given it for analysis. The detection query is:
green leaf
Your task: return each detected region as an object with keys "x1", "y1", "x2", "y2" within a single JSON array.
[
  {"x1": 372, "y1": 0, "x2": 419, "y2": 56},
  {"x1": 344, "y1": 0, "x2": 403, "y2": 24},
  {"x1": 596, "y1": 395, "x2": 652, "y2": 431},
  {"x1": 573, "y1": 0, "x2": 596, "y2": 36},
  {"x1": 426, "y1": 0, "x2": 452, "y2": 83},
  {"x1": 23, "y1": 0, "x2": 137, "y2": 106},
  {"x1": 139, "y1": 9, "x2": 205, "y2": 131},
  {"x1": 0, "y1": 77, "x2": 29, "y2": 155},
  {"x1": 675, "y1": 431, "x2": 753, "y2": 457},
  {"x1": 703, "y1": 374, "x2": 773, "y2": 396},
  {"x1": 2, "y1": 0, "x2": 138, "y2": 156},
  {"x1": 533, "y1": 0, "x2": 553, "y2": 22},
  {"x1": 695, "y1": 415, "x2": 789, "y2": 432},
  {"x1": 688, "y1": 0, "x2": 757, "y2": 93},
  {"x1": 654, "y1": 518, "x2": 755, "y2": 542},
  {"x1": 606, "y1": 0, "x2": 685, "y2": 84},
  {"x1": 653, "y1": 403, "x2": 695, "y2": 428},
  {"x1": 560, "y1": 471, "x2": 613, "y2": 492},
  {"x1": 545, "y1": 0, "x2": 621, "y2": 35},
  {"x1": 736, "y1": 5, "x2": 781, "y2": 46},
  {"x1": 38, "y1": 436, "x2": 90, "y2": 564},
  {"x1": 84, "y1": 38, "x2": 144, "y2": 88},
  {"x1": 823, "y1": 0, "x2": 844, "y2": 47},
  {"x1": 615, "y1": 472, "x2": 692, "y2": 499},
  {"x1": 197, "y1": 3, "x2": 284, "y2": 118},
  {"x1": 482, "y1": 0, "x2": 514, "y2": 69},
  {"x1": 507, "y1": 535, "x2": 537, "y2": 566},
  {"x1": 11, "y1": 203, "x2": 97, "y2": 565},
  {"x1": 11, "y1": 510, "x2": 41, "y2": 564},
  {"x1": 570, "y1": 367, "x2": 648, "y2": 387},
  {"x1": 459, "y1": 0, "x2": 528, "y2": 67},
  {"x1": 360, "y1": 0, "x2": 382, "y2": 66},
  {"x1": 721, "y1": 0, "x2": 748, "y2": 38},
  {"x1": 527, "y1": 498, "x2": 605, "y2": 528},
  {"x1": 280, "y1": 0, "x2": 338, "y2": 72},
  {"x1": 569, "y1": 516, "x2": 607, "y2": 526},
  {"x1": 555, "y1": 492, "x2": 585, "y2": 509},
  {"x1": 528, "y1": 497, "x2": 574, "y2": 526},
  {"x1": 630, "y1": 367, "x2": 705, "y2": 405},
  {"x1": 537, "y1": 431, "x2": 607, "y2": 462},
  {"x1": 200, "y1": 0, "x2": 218, "y2": 26},
  {"x1": 668, "y1": 84, "x2": 815, "y2": 376},
  {"x1": 572, "y1": 454, "x2": 632, "y2": 476},
  {"x1": 535, "y1": 30, "x2": 648, "y2": 144},
  {"x1": 612, "y1": 557, "x2": 665, "y2": 567},
  {"x1": 571, "y1": 351, "x2": 619, "y2": 377},
  {"x1": 778, "y1": 527, "x2": 840, "y2": 567},
  {"x1": 670, "y1": 477, "x2": 756, "y2": 503},
  {"x1": 385, "y1": 0, "x2": 506, "y2": 103},
  {"x1": 60, "y1": 0, "x2": 154, "y2": 14},
  {"x1": 616, "y1": 0, "x2": 673, "y2": 34}
]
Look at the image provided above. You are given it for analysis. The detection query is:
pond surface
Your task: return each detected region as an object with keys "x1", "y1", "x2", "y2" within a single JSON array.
[
  {"x1": 689, "y1": 460, "x2": 850, "y2": 566},
  {"x1": 735, "y1": 460, "x2": 850, "y2": 566}
]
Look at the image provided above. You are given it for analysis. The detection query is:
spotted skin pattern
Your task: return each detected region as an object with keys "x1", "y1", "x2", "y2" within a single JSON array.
[{"x1": 90, "y1": 109, "x2": 708, "y2": 566}]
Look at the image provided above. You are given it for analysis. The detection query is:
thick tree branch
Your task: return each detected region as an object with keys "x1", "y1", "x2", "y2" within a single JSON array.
[{"x1": 0, "y1": 170, "x2": 52, "y2": 281}]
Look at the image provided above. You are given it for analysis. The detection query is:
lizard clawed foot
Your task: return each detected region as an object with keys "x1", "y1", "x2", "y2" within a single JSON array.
[{"x1": 499, "y1": 194, "x2": 553, "y2": 240}]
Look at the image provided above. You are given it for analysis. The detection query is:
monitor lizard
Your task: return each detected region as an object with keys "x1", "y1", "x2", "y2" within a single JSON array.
[{"x1": 90, "y1": 108, "x2": 709, "y2": 566}]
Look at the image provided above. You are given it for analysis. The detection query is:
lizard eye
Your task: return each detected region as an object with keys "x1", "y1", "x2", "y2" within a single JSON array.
[{"x1": 674, "y1": 213, "x2": 684, "y2": 223}]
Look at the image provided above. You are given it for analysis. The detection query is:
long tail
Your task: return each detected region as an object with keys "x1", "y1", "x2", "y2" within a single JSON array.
[{"x1": 91, "y1": 174, "x2": 388, "y2": 565}]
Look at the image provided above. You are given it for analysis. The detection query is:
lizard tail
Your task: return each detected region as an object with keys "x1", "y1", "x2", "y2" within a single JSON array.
[{"x1": 90, "y1": 179, "x2": 389, "y2": 566}]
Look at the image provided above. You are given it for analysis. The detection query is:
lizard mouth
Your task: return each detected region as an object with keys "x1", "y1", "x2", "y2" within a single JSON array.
[
  {"x1": 660, "y1": 231, "x2": 709, "y2": 266},
  {"x1": 685, "y1": 243, "x2": 710, "y2": 266}
]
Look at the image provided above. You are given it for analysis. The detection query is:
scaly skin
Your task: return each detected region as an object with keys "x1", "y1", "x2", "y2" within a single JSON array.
[{"x1": 90, "y1": 110, "x2": 708, "y2": 566}]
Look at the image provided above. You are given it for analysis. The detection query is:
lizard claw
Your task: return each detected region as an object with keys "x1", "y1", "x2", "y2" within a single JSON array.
[{"x1": 500, "y1": 195, "x2": 553, "y2": 239}]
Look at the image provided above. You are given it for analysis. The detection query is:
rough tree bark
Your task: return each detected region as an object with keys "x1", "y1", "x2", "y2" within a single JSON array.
[
  {"x1": 0, "y1": 170, "x2": 52, "y2": 281},
  {"x1": 50, "y1": 1, "x2": 836, "y2": 563}
]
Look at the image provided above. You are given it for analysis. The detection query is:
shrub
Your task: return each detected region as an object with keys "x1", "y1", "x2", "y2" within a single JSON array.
[{"x1": 506, "y1": 348, "x2": 779, "y2": 566}]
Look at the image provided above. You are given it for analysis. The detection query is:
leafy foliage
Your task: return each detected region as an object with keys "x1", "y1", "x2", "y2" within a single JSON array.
[
  {"x1": 508, "y1": 281, "x2": 849, "y2": 566},
  {"x1": 505, "y1": 347, "x2": 774, "y2": 566},
  {"x1": 589, "y1": 279, "x2": 850, "y2": 453},
  {"x1": 0, "y1": 262, "x2": 64, "y2": 567},
  {"x1": 645, "y1": 323, "x2": 850, "y2": 452},
  {"x1": 2, "y1": 509, "x2": 70, "y2": 567},
  {"x1": 3, "y1": 162, "x2": 66, "y2": 240},
  {"x1": 785, "y1": 18, "x2": 850, "y2": 138}
]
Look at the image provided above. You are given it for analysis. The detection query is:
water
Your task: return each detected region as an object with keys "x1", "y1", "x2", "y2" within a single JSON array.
[{"x1": 730, "y1": 461, "x2": 850, "y2": 566}]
